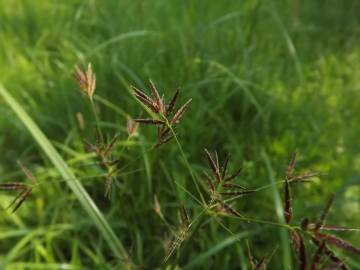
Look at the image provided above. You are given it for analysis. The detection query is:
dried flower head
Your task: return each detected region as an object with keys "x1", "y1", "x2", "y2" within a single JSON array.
[
  {"x1": 73, "y1": 63, "x2": 96, "y2": 100},
  {"x1": 132, "y1": 81, "x2": 192, "y2": 147}
]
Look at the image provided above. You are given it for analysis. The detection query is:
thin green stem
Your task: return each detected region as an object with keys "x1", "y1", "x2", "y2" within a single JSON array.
[
  {"x1": 161, "y1": 115, "x2": 206, "y2": 205},
  {"x1": 90, "y1": 99, "x2": 102, "y2": 138}
]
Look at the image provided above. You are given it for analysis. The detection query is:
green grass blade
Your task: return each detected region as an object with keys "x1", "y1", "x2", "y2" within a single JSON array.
[
  {"x1": 184, "y1": 231, "x2": 258, "y2": 269},
  {"x1": 0, "y1": 84, "x2": 129, "y2": 263},
  {"x1": 261, "y1": 149, "x2": 292, "y2": 269}
]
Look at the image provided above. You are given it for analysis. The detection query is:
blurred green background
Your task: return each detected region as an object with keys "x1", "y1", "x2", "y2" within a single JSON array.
[{"x1": 0, "y1": 0, "x2": 359, "y2": 269}]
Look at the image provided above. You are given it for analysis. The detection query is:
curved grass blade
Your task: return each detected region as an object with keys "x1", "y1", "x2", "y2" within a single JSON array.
[{"x1": 0, "y1": 84, "x2": 129, "y2": 264}]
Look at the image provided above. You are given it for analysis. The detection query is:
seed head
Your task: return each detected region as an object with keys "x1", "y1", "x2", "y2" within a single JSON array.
[{"x1": 73, "y1": 63, "x2": 96, "y2": 100}]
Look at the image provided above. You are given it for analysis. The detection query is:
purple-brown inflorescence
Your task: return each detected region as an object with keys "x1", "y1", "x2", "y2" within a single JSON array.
[
  {"x1": 132, "y1": 81, "x2": 192, "y2": 148},
  {"x1": 282, "y1": 152, "x2": 359, "y2": 269},
  {"x1": 0, "y1": 161, "x2": 37, "y2": 213},
  {"x1": 301, "y1": 195, "x2": 360, "y2": 269},
  {"x1": 203, "y1": 149, "x2": 256, "y2": 218},
  {"x1": 73, "y1": 63, "x2": 96, "y2": 100},
  {"x1": 84, "y1": 128, "x2": 120, "y2": 198}
]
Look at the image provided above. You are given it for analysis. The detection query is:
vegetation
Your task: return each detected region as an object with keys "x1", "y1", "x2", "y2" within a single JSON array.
[{"x1": 0, "y1": 0, "x2": 359, "y2": 269}]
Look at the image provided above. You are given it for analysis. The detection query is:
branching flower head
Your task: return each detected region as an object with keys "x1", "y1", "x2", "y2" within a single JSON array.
[
  {"x1": 203, "y1": 149, "x2": 256, "y2": 217},
  {"x1": 73, "y1": 63, "x2": 96, "y2": 100},
  {"x1": 132, "y1": 80, "x2": 192, "y2": 148}
]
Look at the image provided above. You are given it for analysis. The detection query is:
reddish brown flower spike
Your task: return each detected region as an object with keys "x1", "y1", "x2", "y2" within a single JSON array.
[
  {"x1": 171, "y1": 99, "x2": 192, "y2": 125},
  {"x1": 314, "y1": 194, "x2": 335, "y2": 232}
]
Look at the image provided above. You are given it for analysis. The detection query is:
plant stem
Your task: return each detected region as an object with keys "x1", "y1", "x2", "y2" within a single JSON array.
[{"x1": 162, "y1": 116, "x2": 206, "y2": 205}]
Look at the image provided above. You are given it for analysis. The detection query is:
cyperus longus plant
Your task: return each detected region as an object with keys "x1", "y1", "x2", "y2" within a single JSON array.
[
  {"x1": 131, "y1": 81, "x2": 192, "y2": 148},
  {"x1": 203, "y1": 148, "x2": 256, "y2": 217},
  {"x1": 283, "y1": 153, "x2": 360, "y2": 270},
  {"x1": 3, "y1": 61, "x2": 359, "y2": 269}
]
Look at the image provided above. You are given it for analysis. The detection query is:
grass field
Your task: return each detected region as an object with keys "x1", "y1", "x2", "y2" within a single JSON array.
[{"x1": 0, "y1": 0, "x2": 359, "y2": 269}]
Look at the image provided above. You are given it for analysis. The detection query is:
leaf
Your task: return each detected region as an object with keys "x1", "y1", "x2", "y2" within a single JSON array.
[{"x1": 0, "y1": 84, "x2": 129, "y2": 264}]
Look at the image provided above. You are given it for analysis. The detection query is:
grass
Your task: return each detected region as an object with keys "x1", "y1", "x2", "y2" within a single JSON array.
[{"x1": 0, "y1": 0, "x2": 360, "y2": 269}]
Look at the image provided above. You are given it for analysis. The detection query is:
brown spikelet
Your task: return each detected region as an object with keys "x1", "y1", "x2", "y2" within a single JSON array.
[
  {"x1": 216, "y1": 200, "x2": 242, "y2": 218},
  {"x1": 312, "y1": 237, "x2": 349, "y2": 270},
  {"x1": 132, "y1": 86, "x2": 158, "y2": 113},
  {"x1": 134, "y1": 119, "x2": 165, "y2": 125},
  {"x1": 149, "y1": 80, "x2": 163, "y2": 113},
  {"x1": 283, "y1": 154, "x2": 294, "y2": 224},
  {"x1": 103, "y1": 133, "x2": 119, "y2": 158},
  {"x1": 289, "y1": 172, "x2": 320, "y2": 183},
  {"x1": 317, "y1": 225, "x2": 359, "y2": 232},
  {"x1": 221, "y1": 153, "x2": 230, "y2": 179},
  {"x1": 11, "y1": 188, "x2": 32, "y2": 213},
  {"x1": 154, "y1": 135, "x2": 173, "y2": 148},
  {"x1": 17, "y1": 161, "x2": 36, "y2": 183},
  {"x1": 204, "y1": 148, "x2": 221, "y2": 183},
  {"x1": 165, "y1": 88, "x2": 180, "y2": 116},
  {"x1": 284, "y1": 174, "x2": 292, "y2": 224},
  {"x1": 291, "y1": 231, "x2": 307, "y2": 270},
  {"x1": 222, "y1": 183, "x2": 248, "y2": 190},
  {"x1": 219, "y1": 190, "x2": 256, "y2": 196},
  {"x1": 316, "y1": 233, "x2": 360, "y2": 255},
  {"x1": 224, "y1": 168, "x2": 242, "y2": 182},
  {"x1": 0, "y1": 183, "x2": 27, "y2": 190},
  {"x1": 132, "y1": 86, "x2": 152, "y2": 102},
  {"x1": 171, "y1": 99, "x2": 192, "y2": 125},
  {"x1": 287, "y1": 152, "x2": 297, "y2": 180},
  {"x1": 314, "y1": 194, "x2": 335, "y2": 232},
  {"x1": 310, "y1": 240, "x2": 326, "y2": 270}
]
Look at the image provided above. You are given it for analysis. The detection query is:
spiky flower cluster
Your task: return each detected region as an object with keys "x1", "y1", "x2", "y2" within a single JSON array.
[
  {"x1": 204, "y1": 148, "x2": 256, "y2": 217},
  {"x1": 132, "y1": 81, "x2": 192, "y2": 147},
  {"x1": 284, "y1": 153, "x2": 360, "y2": 269}
]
